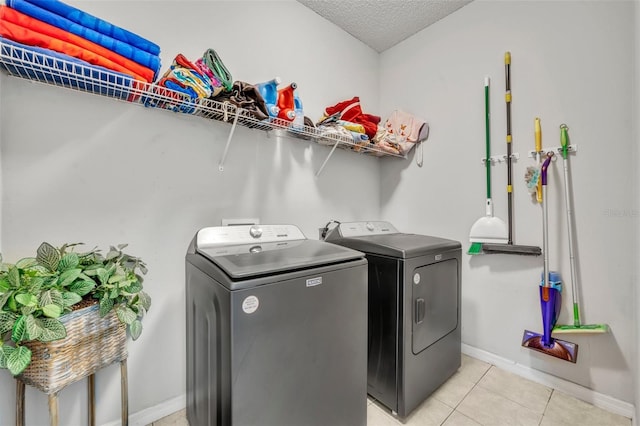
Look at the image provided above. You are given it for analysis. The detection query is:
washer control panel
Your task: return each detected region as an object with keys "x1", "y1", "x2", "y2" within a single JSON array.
[
  {"x1": 335, "y1": 221, "x2": 398, "y2": 237},
  {"x1": 197, "y1": 224, "x2": 306, "y2": 248}
]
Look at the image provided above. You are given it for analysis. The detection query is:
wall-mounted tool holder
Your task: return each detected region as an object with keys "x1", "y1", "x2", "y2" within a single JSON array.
[
  {"x1": 481, "y1": 153, "x2": 520, "y2": 165},
  {"x1": 528, "y1": 144, "x2": 578, "y2": 159}
]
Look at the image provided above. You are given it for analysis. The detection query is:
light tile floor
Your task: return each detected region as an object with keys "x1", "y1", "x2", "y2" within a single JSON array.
[{"x1": 150, "y1": 354, "x2": 631, "y2": 426}]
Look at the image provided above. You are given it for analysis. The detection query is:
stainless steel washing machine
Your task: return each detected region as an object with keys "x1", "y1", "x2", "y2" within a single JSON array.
[
  {"x1": 185, "y1": 224, "x2": 368, "y2": 426},
  {"x1": 324, "y1": 221, "x2": 461, "y2": 418}
]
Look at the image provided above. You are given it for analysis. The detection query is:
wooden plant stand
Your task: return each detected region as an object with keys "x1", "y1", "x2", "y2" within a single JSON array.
[{"x1": 13, "y1": 303, "x2": 129, "y2": 425}]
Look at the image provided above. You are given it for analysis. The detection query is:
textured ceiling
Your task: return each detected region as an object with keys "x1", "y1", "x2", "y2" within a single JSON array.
[{"x1": 297, "y1": 0, "x2": 473, "y2": 52}]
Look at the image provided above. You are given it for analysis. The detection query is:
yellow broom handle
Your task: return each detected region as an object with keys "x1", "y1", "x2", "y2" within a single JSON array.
[{"x1": 535, "y1": 118, "x2": 543, "y2": 203}]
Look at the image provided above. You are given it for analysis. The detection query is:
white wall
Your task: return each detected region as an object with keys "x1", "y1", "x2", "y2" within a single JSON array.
[
  {"x1": 379, "y1": 0, "x2": 635, "y2": 404},
  {"x1": 0, "y1": 1, "x2": 382, "y2": 424}
]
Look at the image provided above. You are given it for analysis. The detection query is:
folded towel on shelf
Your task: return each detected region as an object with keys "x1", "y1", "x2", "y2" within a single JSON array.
[
  {"x1": 6, "y1": 0, "x2": 161, "y2": 78},
  {"x1": 159, "y1": 77, "x2": 199, "y2": 99},
  {"x1": 194, "y1": 57, "x2": 223, "y2": 97},
  {"x1": 323, "y1": 96, "x2": 380, "y2": 139},
  {"x1": 349, "y1": 130, "x2": 370, "y2": 152},
  {"x1": 0, "y1": 7, "x2": 151, "y2": 81},
  {"x1": 337, "y1": 120, "x2": 366, "y2": 134},
  {"x1": 371, "y1": 125, "x2": 401, "y2": 157},
  {"x1": 0, "y1": 36, "x2": 135, "y2": 99},
  {"x1": 142, "y1": 77, "x2": 196, "y2": 114},
  {"x1": 157, "y1": 54, "x2": 212, "y2": 99},
  {"x1": 382, "y1": 109, "x2": 429, "y2": 155},
  {"x1": 201, "y1": 48, "x2": 233, "y2": 93},
  {"x1": 20, "y1": 0, "x2": 160, "y2": 55}
]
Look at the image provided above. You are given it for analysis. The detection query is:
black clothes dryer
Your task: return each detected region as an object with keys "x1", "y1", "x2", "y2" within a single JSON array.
[{"x1": 324, "y1": 221, "x2": 461, "y2": 418}]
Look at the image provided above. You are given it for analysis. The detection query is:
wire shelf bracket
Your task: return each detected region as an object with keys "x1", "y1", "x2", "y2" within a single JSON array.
[{"x1": 218, "y1": 108, "x2": 240, "y2": 172}]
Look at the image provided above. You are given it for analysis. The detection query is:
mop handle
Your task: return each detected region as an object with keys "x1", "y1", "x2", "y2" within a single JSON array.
[
  {"x1": 535, "y1": 118, "x2": 543, "y2": 203},
  {"x1": 541, "y1": 153, "x2": 554, "y2": 292},
  {"x1": 505, "y1": 52, "x2": 514, "y2": 244},
  {"x1": 561, "y1": 125, "x2": 581, "y2": 326}
]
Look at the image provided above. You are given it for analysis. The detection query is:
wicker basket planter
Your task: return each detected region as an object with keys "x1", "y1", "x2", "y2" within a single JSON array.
[{"x1": 18, "y1": 302, "x2": 127, "y2": 395}]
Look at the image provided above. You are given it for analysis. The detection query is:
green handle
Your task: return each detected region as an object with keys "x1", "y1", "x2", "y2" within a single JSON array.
[
  {"x1": 560, "y1": 124, "x2": 569, "y2": 159},
  {"x1": 573, "y1": 302, "x2": 581, "y2": 327}
]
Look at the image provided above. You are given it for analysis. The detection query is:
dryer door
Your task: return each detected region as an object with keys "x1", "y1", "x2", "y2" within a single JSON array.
[{"x1": 411, "y1": 259, "x2": 458, "y2": 354}]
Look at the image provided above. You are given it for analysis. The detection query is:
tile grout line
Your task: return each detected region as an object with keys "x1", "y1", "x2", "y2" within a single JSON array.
[
  {"x1": 476, "y1": 364, "x2": 555, "y2": 421},
  {"x1": 538, "y1": 389, "x2": 555, "y2": 426},
  {"x1": 436, "y1": 363, "x2": 495, "y2": 425}
]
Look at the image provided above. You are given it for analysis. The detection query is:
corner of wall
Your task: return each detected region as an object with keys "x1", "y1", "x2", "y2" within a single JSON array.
[{"x1": 634, "y1": 0, "x2": 640, "y2": 424}]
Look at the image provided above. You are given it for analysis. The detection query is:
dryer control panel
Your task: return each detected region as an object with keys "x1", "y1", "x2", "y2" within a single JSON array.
[
  {"x1": 331, "y1": 221, "x2": 399, "y2": 238},
  {"x1": 197, "y1": 224, "x2": 306, "y2": 248}
]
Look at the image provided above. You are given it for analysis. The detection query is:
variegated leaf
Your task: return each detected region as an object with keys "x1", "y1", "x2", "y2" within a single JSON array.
[
  {"x1": 20, "y1": 306, "x2": 36, "y2": 316},
  {"x1": 0, "y1": 344, "x2": 13, "y2": 368},
  {"x1": 39, "y1": 290, "x2": 53, "y2": 307},
  {"x1": 36, "y1": 242, "x2": 60, "y2": 272},
  {"x1": 50, "y1": 289, "x2": 64, "y2": 306},
  {"x1": 24, "y1": 314, "x2": 41, "y2": 340},
  {"x1": 15, "y1": 293, "x2": 37, "y2": 307},
  {"x1": 69, "y1": 280, "x2": 95, "y2": 297},
  {"x1": 11, "y1": 315, "x2": 27, "y2": 343},
  {"x1": 28, "y1": 277, "x2": 44, "y2": 294},
  {"x1": 38, "y1": 318, "x2": 66, "y2": 342},
  {"x1": 99, "y1": 296, "x2": 113, "y2": 317},
  {"x1": 42, "y1": 304, "x2": 62, "y2": 319},
  {"x1": 57, "y1": 268, "x2": 82, "y2": 287},
  {"x1": 137, "y1": 291, "x2": 152, "y2": 311},
  {"x1": 58, "y1": 253, "x2": 79, "y2": 272},
  {"x1": 129, "y1": 320, "x2": 143, "y2": 340},
  {"x1": 7, "y1": 346, "x2": 31, "y2": 376},
  {"x1": 116, "y1": 306, "x2": 137, "y2": 325},
  {"x1": 62, "y1": 291, "x2": 82, "y2": 307},
  {"x1": 0, "y1": 292, "x2": 10, "y2": 310},
  {"x1": 97, "y1": 268, "x2": 109, "y2": 285},
  {"x1": 15, "y1": 258, "x2": 37, "y2": 269},
  {"x1": 0, "y1": 312, "x2": 17, "y2": 334},
  {"x1": 7, "y1": 267, "x2": 20, "y2": 288}
]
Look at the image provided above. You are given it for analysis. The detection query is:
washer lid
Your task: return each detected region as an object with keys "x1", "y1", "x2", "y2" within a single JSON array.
[
  {"x1": 330, "y1": 233, "x2": 461, "y2": 259},
  {"x1": 197, "y1": 237, "x2": 364, "y2": 279}
]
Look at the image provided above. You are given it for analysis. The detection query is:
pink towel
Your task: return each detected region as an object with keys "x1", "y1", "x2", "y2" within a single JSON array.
[{"x1": 383, "y1": 110, "x2": 429, "y2": 155}]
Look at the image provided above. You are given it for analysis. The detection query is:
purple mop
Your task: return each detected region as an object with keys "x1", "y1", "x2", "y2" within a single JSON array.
[{"x1": 522, "y1": 152, "x2": 578, "y2": 363}]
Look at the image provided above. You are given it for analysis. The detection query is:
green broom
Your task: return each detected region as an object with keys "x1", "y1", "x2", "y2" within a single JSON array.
[
  {"x1": 552, "y1": 125, "x2": 609, "y2": 334},
  {"x1": 468, "y1": 77, "x2": 508, "y2": 254}
]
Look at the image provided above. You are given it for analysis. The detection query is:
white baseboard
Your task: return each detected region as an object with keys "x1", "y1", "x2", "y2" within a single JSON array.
[
  {"x1": 101, "y1": 393, "x2": 185, "y2": 426},
  {"x1": 462, "y1": 343, "x2": 635, "y2": 420}
]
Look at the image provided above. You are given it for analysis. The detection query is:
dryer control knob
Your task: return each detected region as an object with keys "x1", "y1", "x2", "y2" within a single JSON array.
[
  {"x1": 366, "y1": 222, "x2": 374, "y2": 231},
  {"x1": 249, "y1": 226, "x2": 263, "y2": 239}
]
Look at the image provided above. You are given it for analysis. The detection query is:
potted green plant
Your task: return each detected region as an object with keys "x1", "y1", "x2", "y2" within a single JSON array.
[{"x1": 0, "y1": 242, "x2": 151, "y2": 378}]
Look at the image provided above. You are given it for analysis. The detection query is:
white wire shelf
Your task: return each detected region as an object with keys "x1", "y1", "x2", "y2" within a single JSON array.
[{"x1": 0, "y1": 40, "x2": 405, "y2": 166}]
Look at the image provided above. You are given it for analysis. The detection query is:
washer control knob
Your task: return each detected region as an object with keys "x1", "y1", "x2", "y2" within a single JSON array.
[
  {"x1": 249, "y1": 226, "x2": 262, "y2": 239},
  {"x1": 366, "y1": 222, "x2": 374, "y2": 231}
]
